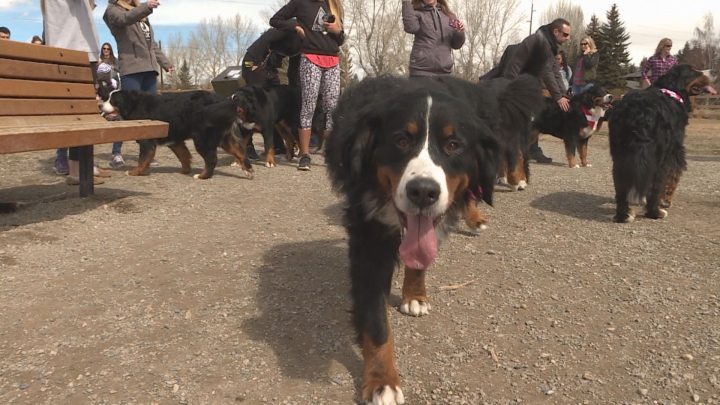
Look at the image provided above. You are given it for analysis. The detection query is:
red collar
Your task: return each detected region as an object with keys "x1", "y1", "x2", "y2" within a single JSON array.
[{"x1": 660, "y1": 88, "x2": 684, "y2": 104}]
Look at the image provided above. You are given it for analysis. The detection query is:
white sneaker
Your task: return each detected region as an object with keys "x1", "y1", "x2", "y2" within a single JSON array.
[{"x1": 109, "y1": 154, "x2": 125, "y2": 168}]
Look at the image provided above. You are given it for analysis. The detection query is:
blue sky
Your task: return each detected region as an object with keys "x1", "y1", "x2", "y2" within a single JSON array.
[{"x1": 1, "y1": 0, "x2": 717, "y2": 65}]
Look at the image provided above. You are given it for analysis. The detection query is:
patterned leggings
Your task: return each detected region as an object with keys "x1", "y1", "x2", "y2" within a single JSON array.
[{"x1": 299, "y1": 55, "x2": 340, "y2": 130}]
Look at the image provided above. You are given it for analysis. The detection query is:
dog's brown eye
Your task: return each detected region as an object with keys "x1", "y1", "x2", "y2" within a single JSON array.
[
  {"x1": 395, "y1": 133, "x2": 412, "y2": 150},
  {"x1": 444, "y1": 138, "x2": 461, "y2": 154}
]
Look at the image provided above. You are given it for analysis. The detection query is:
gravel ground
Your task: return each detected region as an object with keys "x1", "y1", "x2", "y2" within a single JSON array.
[{"x1": 1, "y1": 120, "x2": 719, "y2": 404}]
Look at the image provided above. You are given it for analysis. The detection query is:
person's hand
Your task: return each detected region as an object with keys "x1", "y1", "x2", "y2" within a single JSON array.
[
  {"x1": 642, "y1": 78, "x2": 651, "y2": 88},
  {"x1": 146, "y1": 0, "x2": 160, "y2": 9},
  {"x1": 557, "y1": 96, "x2": 570, "y2": 112},
  {"x1": 324, "y1": 21, "x2": 341, "y2": 35},
  {"x1": 450, "y1": 19, "x2": 464, "y2": 32},
  {"x1": 295, "y1": 25, "x2": 306, "y2": 39},
  {"x1": 165, "y1": 65, "x2": 174, "y2": 73}
]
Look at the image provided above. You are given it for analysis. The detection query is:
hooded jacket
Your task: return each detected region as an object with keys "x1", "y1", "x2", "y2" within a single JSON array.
[
  {"x1": 482, "y1": 24, "x2": 564, "y2": 101},
  {"x1": 103, "y1": 0, "x2": 172, "y2": 76},
  {"x1": 402, "y1": 1, "x2": 465, "y2": 77}
]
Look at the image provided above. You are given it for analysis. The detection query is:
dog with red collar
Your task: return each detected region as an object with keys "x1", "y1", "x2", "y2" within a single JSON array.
[{"x1": 532, "y1": 84, "x2": 613, "y2": 168}]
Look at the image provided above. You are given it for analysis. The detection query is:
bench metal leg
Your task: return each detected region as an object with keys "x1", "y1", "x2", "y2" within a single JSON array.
[{"x1": 78, "y1": 145, "x2": 94, "y2": 197}]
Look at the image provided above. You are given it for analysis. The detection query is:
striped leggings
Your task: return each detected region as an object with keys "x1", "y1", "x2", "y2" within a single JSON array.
[{"x1": 299, "y1": 55, "x2": 340, "y2": 131}]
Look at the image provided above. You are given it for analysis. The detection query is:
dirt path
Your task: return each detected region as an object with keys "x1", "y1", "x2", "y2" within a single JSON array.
[{"x1": 1, "y1": 119, "x2": 719, "y2": 404}]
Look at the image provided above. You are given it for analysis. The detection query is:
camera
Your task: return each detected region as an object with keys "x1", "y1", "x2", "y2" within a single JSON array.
[{"x1": 322, "y1": 14, "x2": 335, "y2": 23}]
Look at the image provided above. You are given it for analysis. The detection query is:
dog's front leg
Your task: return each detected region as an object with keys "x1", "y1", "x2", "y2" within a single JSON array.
[
  {"x1": 127, "y1": 140, "x2": 156, "y2": 176},
  {"x1": 348, "y1": 219, "x2": 404, "y2": 404}
]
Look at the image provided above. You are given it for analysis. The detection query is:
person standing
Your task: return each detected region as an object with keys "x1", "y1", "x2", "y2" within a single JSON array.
[
  {"x1": 402, "y1": 0, "x2": 465, "y2": 77},
  {"x1": 481, "y1": 18, "x2": 572, "y2": 163},
  {"x1": 270, "y1": 0, "x2": 345, "y2": 171},
  {"x1": 641, "y1": 38, "x2": 677, "y2": 87},
  {"x1": 556, "y1": 50, "x2": 571, "y2": 94},
  {"x1": 41, "y1": 0, "x2": 109, "y2": 184},
  {"x1": 103, "y1": 0, "x2": 174, "y2": 168},
  {"x1": 571, "y1": 36, "x2": 599, "y2": 96}
]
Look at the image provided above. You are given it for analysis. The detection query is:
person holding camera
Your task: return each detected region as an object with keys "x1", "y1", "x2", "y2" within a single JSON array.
[
  {"x1": 270, "y1": 0, "x2": 344, "y2": 171},
  {"x1": 402, "y1": 0, "x2": 465, "y2": 77}
]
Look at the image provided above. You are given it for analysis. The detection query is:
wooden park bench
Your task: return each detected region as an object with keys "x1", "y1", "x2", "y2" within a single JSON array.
[{"x1": 0, "y1": 40, "x2": 168, "y2": 197}]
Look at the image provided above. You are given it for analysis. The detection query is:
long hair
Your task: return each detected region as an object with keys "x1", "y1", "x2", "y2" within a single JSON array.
[
  {"x1": 654, "y1": 38, "x2": 673, "y2": 56},
  {"x1": 580, "y1": 36, "x2": 597, "y2": 55},
  {"x1": 327, "y1": 0, "x2": 344, "y2": 29},
  {"x1": 99, "y1": 42, "x2": 117, "y2": 66},
  {"x1": 411, "y1": 0, "x2": 456, "y2": 18}
]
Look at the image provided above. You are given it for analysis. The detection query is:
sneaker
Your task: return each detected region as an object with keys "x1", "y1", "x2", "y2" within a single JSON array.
[
  {"x1": 109, "y1": 154, "x2": 125, "y2": 168},
  {"x1": 529, "y1": 151, "x2": 553, "y2": 163},
  {"x1": 150, "y1": 159, "x2": 160, "y2": 167},
  {"x1": 297, "y1": 154, "x2": 311, "y2": 171},
  {"x1": 94, "y1": 166, "x2": 112, "y2": 178},
  {"x1": 53, "y1": 157, "x2": 69, "y2": 175}
]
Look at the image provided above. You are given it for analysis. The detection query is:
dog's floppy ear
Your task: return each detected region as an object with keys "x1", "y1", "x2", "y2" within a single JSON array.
[{"x1": 325, "y1": 99, "x2": 385, "y2": 194}]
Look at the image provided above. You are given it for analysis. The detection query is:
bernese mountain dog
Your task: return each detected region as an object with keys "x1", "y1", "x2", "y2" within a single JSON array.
[
  {"x1": 101, "y1": 90, "x2": 252, "y2": 180},
  {"x1": 230, "y1": 84, "x2": 301, "y2": 167},
  {"x1": 325, "y1": 74, "x2": 540, "y2": 403},
  {"x1": 532, "y1": 84, "x2": 613, "y2": 168},
  {"x1": 609, "y1": 64, "x2": 716, "y2": 222}
]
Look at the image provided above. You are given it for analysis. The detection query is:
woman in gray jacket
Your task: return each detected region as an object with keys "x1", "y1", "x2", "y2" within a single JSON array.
[
  {"x1": 402, "y1": 0, "x2": 465, "y2": 77},
  {"x1": 103, "y1": 0, "x2": 174, "y2": 168}
]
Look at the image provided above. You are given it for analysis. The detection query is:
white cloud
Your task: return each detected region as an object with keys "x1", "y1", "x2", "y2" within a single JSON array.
[{"x1": 0, "y1": 0, "x2": 30, "y2": 10}]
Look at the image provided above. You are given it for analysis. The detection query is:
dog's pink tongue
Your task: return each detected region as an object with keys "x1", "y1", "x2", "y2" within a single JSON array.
[
  {"x1": 705, "y1": 85, "x2": 718, "y2": 95},
  {"x1": 399, "y1": 214, "x2": 437, "y2": 270}
]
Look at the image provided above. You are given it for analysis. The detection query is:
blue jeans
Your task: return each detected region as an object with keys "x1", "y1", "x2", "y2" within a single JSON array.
[
  {"x1": 572, "y1": 83, "x2": 593, "y2": 97},
  {"x1": 112, "y1": 71, "x2": 158, "y2": 155}
]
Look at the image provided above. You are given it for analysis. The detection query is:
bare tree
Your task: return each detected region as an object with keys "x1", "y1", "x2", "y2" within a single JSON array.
[
  {"x1": 345, "y1": 0, "x2": 409, "y2": 76},
  {"x1": 692, "y1": 12, "x2": 718, "y2": 71},
  {"x1": 226, "y1": 14, "x2": 259, "y2": 67},
  {"x1": 455, "y1": 0, "x2": 524, "y2": 80}
]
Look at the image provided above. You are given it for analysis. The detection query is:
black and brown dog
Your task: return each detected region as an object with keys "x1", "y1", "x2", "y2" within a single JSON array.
[
  {"x1": 609, "y1": 64, "x2": 716, "y2": 222},
  {"x1": 101, "y1": 90, "x2": 252, "y2": 180},
  {"x1": 230, "y1": 84, "x2": 301, "y2": 167},
  {"x1": 325, "y1": 74, "x2": 539, "y2": 403},
  {"x1": 532, "y1": 84, "x2": 613, "y2": 168}
]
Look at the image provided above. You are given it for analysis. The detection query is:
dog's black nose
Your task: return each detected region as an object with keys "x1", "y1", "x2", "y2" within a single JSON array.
[{"x1": 406, "y1": 178, "x2": 440, "y2": 208}]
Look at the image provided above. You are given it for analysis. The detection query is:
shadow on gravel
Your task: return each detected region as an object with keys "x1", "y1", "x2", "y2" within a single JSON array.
[
  {"x1": 242, "y1": 238, "x2": 363, "y2": 398},
  {"x1": 530, "y1": 191, "x2": 614, "y2": 222},
  {"x1": 687, "y1": 154, "x2": 720, "y2": 162},
  {"x1": 0, "y1": 185, "x2": 148, "y2": 229}
]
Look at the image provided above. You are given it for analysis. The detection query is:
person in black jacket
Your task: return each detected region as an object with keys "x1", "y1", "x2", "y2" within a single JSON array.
[
  {"x1": 482, "y1": 18, "x2": 572, "y2": 163},
  {"x1": 242, "y1": 28, "x2": 302, "y2": 87},
  {"x1": 270, "y1": 0, "x2": 344, "y2": 171}
]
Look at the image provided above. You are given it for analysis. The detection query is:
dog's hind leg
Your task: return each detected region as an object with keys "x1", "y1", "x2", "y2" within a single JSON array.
[
  {"x1": 275, "y1": 121, "x2": 296, "y2": 161},
  {"x1": 127, "y1": 140, "x2": 156, "y2": 176},
  {"x1": 564, "y1": 139, "x2": 579, "y2": 168},
  {"x1": 644, "y1": 170, "x2": 668, "y2": 219},
  {"x1": 167, "y1": 142, "x2": 193, "y2": 174},
  {"x1": 612, "y1": 163, "x2": 635, "y2": 223},
  {"x1": 661, "y1": 169, "x2": 682, "y2": 208},
  {"x1": 507, "y1": 150, "x2": 527, "y2": 191}
]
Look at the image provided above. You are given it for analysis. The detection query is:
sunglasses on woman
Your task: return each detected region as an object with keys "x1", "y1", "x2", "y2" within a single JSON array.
[{"x1": 580, "y1": 42, "x2": 588, "y2": 46}]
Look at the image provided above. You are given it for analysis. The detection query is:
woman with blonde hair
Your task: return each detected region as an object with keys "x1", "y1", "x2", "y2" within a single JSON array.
[
  {"x1": 641, "y1": 38, "x2": 677, "y2": 87},
  {"x1": 570, "y1": 36, "x2": 599, "y2": 96},
  {"x1": 270, "y1": 0, "x2": 345, "y2": 171},
  {"x1": 402, "y1": 0, "x2": 465, "y2": 77}
]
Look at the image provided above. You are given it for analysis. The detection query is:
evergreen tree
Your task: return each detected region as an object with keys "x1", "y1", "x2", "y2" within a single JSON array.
[
  {"x1": 595, "y1": 4, "x2": 631, "y2": 89},
  {"x1": 177, "y1": 59, "x2": 193, "y2": 90},
  {"x1": 585, "y1": 14, "x2": 601, "y2": 39}
]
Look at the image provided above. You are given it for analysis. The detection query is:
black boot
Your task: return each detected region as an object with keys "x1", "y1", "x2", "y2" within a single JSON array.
[{"x1": 529, "y1": 144, "x2": 552, "y2": 163}]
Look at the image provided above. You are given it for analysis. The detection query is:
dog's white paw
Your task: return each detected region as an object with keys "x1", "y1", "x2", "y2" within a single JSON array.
[
  {"x1": 571, "y1": 164, "x2": 580, "y2": 169},
  {"x1": 400, "y1": 300, "x2": 430, "y2": 317},
  {"x1": 658, "y1": 208, "x2": 668, "y2": 218},
  {"x1": 371, "y1": 385, "x2": 405, "y2": 405},
  {"x1": 517, "y1": 180, "x2": 527, "y2": 190},
  {"x1": 265, "y1": 161, "x2": 275, "y2": 168},
  {"x1": 582, "y1": 163, "x2": 592, "y2": 167},
  {"x1": 230, "y1": 161, "x2": 241, "y2": 167},
  {"x1": 192, "y1": 174, "x2": 201, "y2": 180},
  {"x1": 496, "y1": 176, "x2": 509, "y2": 186}
]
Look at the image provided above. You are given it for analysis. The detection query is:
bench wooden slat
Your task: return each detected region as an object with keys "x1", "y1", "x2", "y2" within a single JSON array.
[
  {"x1": 0, "y1": 78, "x2": 96, "y2": 99},
  {"x1": 0, "y1": 58, "x2": 93, "y2": 83},
  {"x1": 0, "y1": 40, "x2": 90, "y2": 66},
  {"x1": 0, "y1": 114, "x2": 107, "y2": 126},
  {"x1": 0, "y1": 98, "x2": 100, "y2": 116},
  {"x1": 0, "y1": 120, "x2": 169, "y2": 153}
]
